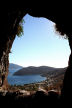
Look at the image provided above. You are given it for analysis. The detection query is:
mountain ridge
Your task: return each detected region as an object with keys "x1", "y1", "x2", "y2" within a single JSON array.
[
  {"x1": 9, "y1": 63, "x2": 23, "y2": 69},
  {"x1": 13, "y1": 65, "x2": 67, "y2": 76}
]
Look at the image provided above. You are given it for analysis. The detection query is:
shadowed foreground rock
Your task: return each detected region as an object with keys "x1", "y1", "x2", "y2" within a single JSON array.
[{"x1": 0, "y1": 90, "x2": 60, "y2": 107}]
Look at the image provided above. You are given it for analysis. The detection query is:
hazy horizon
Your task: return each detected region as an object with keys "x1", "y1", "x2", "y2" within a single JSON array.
[
  {"x1": 9, "y1": 62, "x2": 67, "y2": 69},
  {"x1": 9, "y1": 14, "x2": 71, "y2": 68}
]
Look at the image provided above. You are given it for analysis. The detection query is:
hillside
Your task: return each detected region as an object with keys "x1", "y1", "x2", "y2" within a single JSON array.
[
  {"x1": 9, "y1": 63, "x2": 23, "y2": 69},
  {"x1": 42, "y1": 67, "x2": 66, "y2": 77},
  {"x1": 9, "y1": 63, "x2": 23, "y2": 74},
  {"x1": 13, "y1": 66, "x2": 67, "y2": 77}
]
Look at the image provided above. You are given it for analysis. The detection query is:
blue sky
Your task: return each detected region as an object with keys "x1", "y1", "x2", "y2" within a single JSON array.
[{"x1": 9, "y1": 14, "x2": 71, "y2": 68}]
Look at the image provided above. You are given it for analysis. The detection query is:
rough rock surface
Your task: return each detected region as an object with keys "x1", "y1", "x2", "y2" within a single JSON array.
[{"x1": 0, "y1": 7, "x2": 72, "y2": 106}]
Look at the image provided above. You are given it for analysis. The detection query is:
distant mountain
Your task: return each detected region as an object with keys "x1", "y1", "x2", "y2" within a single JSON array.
[
  {"x1": 9, "y1": 63, "x2": 23, "y2": 69},
  {"x1": 13, "y1": 66, "x2": 67, "y2": 77},
  {"x1": 9, "y1": 63, "x2": 23, "y2": 75}
]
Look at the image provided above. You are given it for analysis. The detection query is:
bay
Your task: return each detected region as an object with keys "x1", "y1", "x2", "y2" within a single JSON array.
[{"x1": 7, "y1": 75, "x2": 46, "y2": 86}]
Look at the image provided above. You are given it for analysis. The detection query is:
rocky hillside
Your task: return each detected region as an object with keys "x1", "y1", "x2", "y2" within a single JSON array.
[{"x1": 13, "y1": 66, "x2": 67, "y2": 77}]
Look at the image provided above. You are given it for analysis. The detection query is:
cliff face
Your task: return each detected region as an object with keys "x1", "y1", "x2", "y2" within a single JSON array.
[
  {"x1": 0, "y1": 35, "x2": 15, "y2": 86},
  {"x1": 0, "y1": 8, "x2": 72, "y2": 102},
  {"x1": 0, "y1": 49, "x2": 9, "y2": 86},
  {"x1": 0, "y1": 8, "x2": 27, "y2": 86},
  {"x1": 61, "y1": 38, "x2": 72, "y2": 101}
]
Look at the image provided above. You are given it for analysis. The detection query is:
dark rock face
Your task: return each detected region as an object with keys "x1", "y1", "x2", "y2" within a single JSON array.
[
  {"x1": 0, "y1": 7, "x2": 72, "y2": 106},
  {"x1": 0, "y1": 90, "x2": 60, "y2": 107},
  {"x1": 0, "y1": 42, "x2": 9, "y2": 86}
]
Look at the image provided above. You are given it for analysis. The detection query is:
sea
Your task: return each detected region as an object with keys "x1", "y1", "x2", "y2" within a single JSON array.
[{"x1": 7, "y1": 69, "x2": 46, "y2": 86}]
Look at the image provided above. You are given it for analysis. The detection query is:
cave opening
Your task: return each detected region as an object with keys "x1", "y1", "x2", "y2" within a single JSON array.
[
  {"x1": 7, "y1": 14, "x2": 70, "y2": 93},
  {"x1": 0, "y1": 8, "x2": 72, "y2": 106}
]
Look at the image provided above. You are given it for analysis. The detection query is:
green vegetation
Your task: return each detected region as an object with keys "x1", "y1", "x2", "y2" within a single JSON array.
[
  {"x1": 16, "y1": 19, "x2": 25, "y2": 37},
  {"x1": 8, "y1": 84, "x2": 39, "y2": 91}
]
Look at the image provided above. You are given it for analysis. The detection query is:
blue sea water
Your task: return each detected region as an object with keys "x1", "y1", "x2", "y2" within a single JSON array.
[{"x1": 7, "y1": 75, "x2": 46, "y2": 86}]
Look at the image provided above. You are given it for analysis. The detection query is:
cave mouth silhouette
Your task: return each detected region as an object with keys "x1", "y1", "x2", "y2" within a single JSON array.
[
  {"x1": 7, "y1": 14, "x2": 70, "y2": 94},
  {"x1": 0, "y1": 8, "x2": 72, "y2": 106}
]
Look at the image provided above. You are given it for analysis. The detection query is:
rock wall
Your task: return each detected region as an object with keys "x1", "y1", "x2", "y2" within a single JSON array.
[
  {"x1": 61, "y1": 37, "x2": 72, "y2": 102},
  {"x1": 0, "y1": 37, "x2": 15, "y2": 87},
  {"x1": 0, "y1": 8, "x2": 72, "y2": 102},
  {"x1": 0, "y1": 50, "x2": 9, "y2": 86},
  {"x1": 0, "y1": 8, "x2": 27, "y2": 87}
]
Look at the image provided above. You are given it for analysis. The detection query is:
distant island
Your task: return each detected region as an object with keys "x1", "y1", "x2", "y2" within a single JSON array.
[
  {"x1": 9, "y1": 63, "x2": 23, "y2": 75},
  {"x1": 13, "y1": 66, "x2": 67, "y2": 78},
  {"x1": 9, "y1": 63, "x2": 23, "y2": 70}
]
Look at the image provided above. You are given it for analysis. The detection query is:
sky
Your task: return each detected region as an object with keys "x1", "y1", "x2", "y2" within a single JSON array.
[{"x1": 9, "y1": 14, "x2": 71, "y2": 68}]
